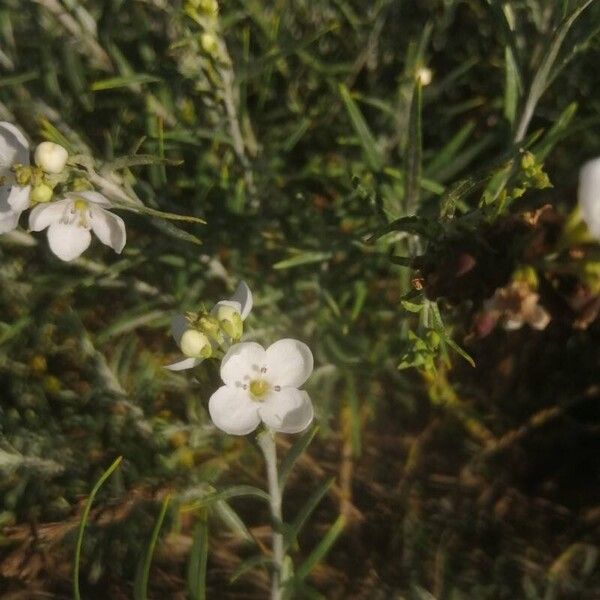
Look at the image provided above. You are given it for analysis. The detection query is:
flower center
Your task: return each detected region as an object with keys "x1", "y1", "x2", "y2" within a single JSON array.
[
  {"x1": 70, "y1": 198, "x2": 90, "y2": 228},
  {"x1": 73, "y1": 199, "x2": 88, "y2": 212},
  {"x1": 249, "y1": 379, "x2": 269, "y2": 399}
]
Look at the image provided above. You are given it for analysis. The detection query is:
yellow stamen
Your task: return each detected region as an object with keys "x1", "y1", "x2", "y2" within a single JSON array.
[
  {"x1": 249, "y1": 379, "x2": 269, "y2": 399},
  {"x1": 73, "y1": 199, "x2": 88, "y2": 212}
]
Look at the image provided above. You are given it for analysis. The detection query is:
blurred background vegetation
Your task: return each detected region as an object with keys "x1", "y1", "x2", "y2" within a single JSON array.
[{"x1": 1, "y1": 0, "x2": 599, "y2": 598}]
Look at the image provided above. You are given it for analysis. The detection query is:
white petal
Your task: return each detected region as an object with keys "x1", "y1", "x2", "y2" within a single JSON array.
[
  {"x1": 0, "y1": 122, "x2": 29, "y2": 169},
  {"x1": 89, "y1": 204, "x2": 126, "y2": 253},
  {"x1": 165, "y1": 356, "x2": 203, "y2": 371},
  {"x1": 71, "y1": 190, "x2": 111, "y2": 206},
  {"x1": 208, "y1": 385, "x2": 261, "y2": 435},
  {"x1": 6, "y1": 185, "x2": 30, "y2": 212},
  {"x1": 220, "y1": 341, "x2": 266, "y2": 386},
  {"x1": 171, "y1": 314, "x2": 189, "y2": 345},
  {"x1": 265, "y1": 338, "x2": 313, "y2": 388},
  {"x1": 579, "y1": 157, "x2": 600, "y2": 239},
  {"x1": 0, "y1": 210, "x2": 20, "y2": 234},
  {"x1": 259, "y1": 388, "x2": 314, "y2": 434},
  {"x1": 47, "y1": 222, "x2": 91, "y2": 261},
  {"x1": 230, "y1": 281, "x2": 253, "y2": 320},
  {"x1": 28, "y1": 199, "x2": 71, "y2": 231}
]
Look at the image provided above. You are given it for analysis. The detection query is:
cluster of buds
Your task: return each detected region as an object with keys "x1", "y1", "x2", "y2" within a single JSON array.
[
  {"x1": 0, "y1": 122, "x2": 126, "y2": 261},
  {"x1": 167, "y1": 281, "x2": 252, "y2": 371}
]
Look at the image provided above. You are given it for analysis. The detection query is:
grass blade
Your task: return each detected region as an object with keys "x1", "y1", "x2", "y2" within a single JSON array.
[
  {"x1": 187, "y1": 515, "x2": 209, "y2": 600},
  {"x1": 134, "y1": 495, "x2": 171, "y2": 600},
  {"x1": 339, "y1": 83, "x2": 383, "y2": 171},
  {"x1": 293, "y1": 515, "x2": 345, "y2": 583},
  {"x1": 73, "y1": 456, "x2": 123, "y2": 600},
  {"x1": 285, "y1": 477, "x2": 334, "y2": 551}
]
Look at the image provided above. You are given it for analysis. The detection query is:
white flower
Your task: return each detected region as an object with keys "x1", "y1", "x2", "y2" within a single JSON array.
[
  {"x1": 34, "y1": 141, "x2": 69, "y2": 174},
  {"x1": 578, "y1": 157, "x2": 600, "y2": 240},
  {"x1": 166, "y1": 280, "x2": 253, "y2": 371},
  {"x1": 28, "y1": 190, "x2": 126, "y2": 262},
  {"x1": 0, "y1": 122, "x2": 31, "y2": 234},
  {"x1": 208, "y1": 339, "x2": 314, "y2": 435}
]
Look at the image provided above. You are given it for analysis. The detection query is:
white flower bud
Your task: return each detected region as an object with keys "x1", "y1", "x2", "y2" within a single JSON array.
[
  {"x1": 34, "y1": 141, "x2": 69, "y2": 174},
  {"x1": 215, "y1": 304, "x2": 239, "y2": 322},
  {"x1": 180, "y1": 329, "x2": 211, "y2": 358},
  {"x1": 416, "y1": 67, "x2": 433, "y2": 86}
]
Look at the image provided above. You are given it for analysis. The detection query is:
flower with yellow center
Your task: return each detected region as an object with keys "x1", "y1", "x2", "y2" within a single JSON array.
[
  {"x1": 28, "y1": 190, "x2": 126, "y2": 262},
  {"x1": 208, "y1": 339, "x2": 314, "y2": 435},
  {"x1": 166, "y1": 281, "x2": 253, "y2": 371}
]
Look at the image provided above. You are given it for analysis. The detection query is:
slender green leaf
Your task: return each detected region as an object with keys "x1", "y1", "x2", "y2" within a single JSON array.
[
  {"x1": 91, "y1": 74, "x2": 162, "y2": 91},
  {"x1": 273, "y1": 252, "x2": 332, "y2": 270},
  {"x1": 134, "y1": 495, "x2": 171, "y2": 600},
  {"x1": 284, "y1": 477, "x2": 334, "y2": 551},
  {"x1": 187, "y1": 515, "x2": 208, "y2": 600},
  {"x1": 293, "y1": 515, "x2": 345, "y2": 583},
  {"x1": 73, "y1": 456, "x2": 123, "y2": 600},
  {"x1": 181, "y1": 485, "x2": 270, "y2": 512},
  {"x1": 278, "y1": 424, "x2": 318, "y2": 488},
  {"x1": 229, "y1": 555, "x2": 273, "y2": 583},
  {"x1": 339, "y1": 83, "x2": 383, "y2": 171}
]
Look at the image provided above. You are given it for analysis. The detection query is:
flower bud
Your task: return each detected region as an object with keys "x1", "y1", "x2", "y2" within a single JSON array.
[
  {"x1": 180, "y1": 329, "x2": 212, "y2": 358},
  {"x1": 30, "y1": 183, "x2": 53, "y2": 203},
  {"x1": 216, "y1": 304, "x2": 243, "y2": 339},
  {"x1": 34, "y1": 141, "x2": 69, "y2": 174},
  {"x1": 416, "y1": 67, "x2": 433, "y2": 86}
]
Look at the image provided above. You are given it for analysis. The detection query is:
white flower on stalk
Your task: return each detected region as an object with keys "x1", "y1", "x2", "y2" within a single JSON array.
[
  {"x1": 0, "y1": 122, "x2": 31, "y2": 233},
  {"x1": 34, "y1": 141, "x2": 69, "y2": 174},
  {"x1": 578, "y1": 157, "x2": 600, "y2": 240},
  {"x1": 28, "y1": 190, "x2": 126, "y2": 262},
  {"x1": 209, "y1": 339, "x2": 314, "y2": 435},
  {"x1": 166, "y1": 281, "x2": 253, "y2": 371}
]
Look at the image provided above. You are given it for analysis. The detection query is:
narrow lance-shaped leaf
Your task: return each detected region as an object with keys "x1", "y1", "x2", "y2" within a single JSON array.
[
  {"x1": 278, "y1": 424, "x2": 319, "y2": 489},
  {"x1": 291, "y1": 515, "x2": 346, "y2": 584},
  {"x1": 339, "y1": 83, "x2": 383, "y2": 171},
  {"x1": 284, "y1": 477, "x2": 335, "y2": 551},
  {"x1": 514, "y1": 0, "x2": 594, "y2": 142},
  {"x1": 134, "y1": 495, "x2": 171, "y2": 600},
  {"x1": 73, "y1": 457, "x2": 123, "y2": 600},
  {"x1": 187, "y1": 514, "x2": 209, "y2": 600}
]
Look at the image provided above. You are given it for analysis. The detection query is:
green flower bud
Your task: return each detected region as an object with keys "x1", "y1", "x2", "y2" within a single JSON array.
[
  {"x1": 216, "y1": 304, "x2": 243, "y2": 340},
  {"x1": 29, "y1": 183, "x2": 53, "y2": 203}
]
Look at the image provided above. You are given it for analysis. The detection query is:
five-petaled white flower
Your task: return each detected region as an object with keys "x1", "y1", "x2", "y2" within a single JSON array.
[
  {"x1": 208, "y1": 339, "x2": 314, "y2": 435},
  {"x1": 0, "y1": 122, "x2": 31, "y2": 234},
  {"x1": 28, "y1": 190, "x2": 126, "y2": 262},
  {"x1": 579, "y1": 157, "x2": 600, "y2": 240},
  {"x1": 166, "y1": 281, "x2": 253, "y2": 371}
]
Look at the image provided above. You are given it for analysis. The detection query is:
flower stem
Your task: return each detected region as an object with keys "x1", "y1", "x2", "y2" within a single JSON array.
[{"x1": 257, "y1": 428, "x2": 284, "y2": 600}]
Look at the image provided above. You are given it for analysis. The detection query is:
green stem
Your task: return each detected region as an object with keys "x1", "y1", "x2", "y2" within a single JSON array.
[{"x1": 257, "y1": 428, "x2": 284, "y2": 600}]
